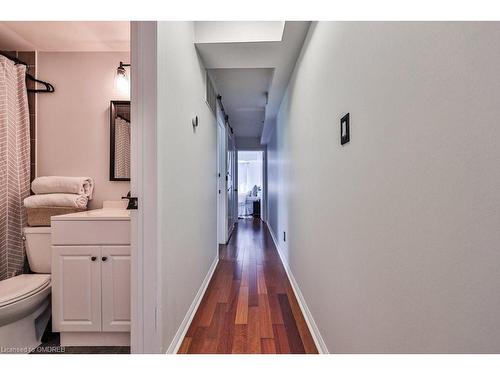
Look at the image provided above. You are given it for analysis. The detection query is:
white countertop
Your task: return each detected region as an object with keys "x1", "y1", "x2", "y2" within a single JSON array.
[{"x1": 51, "y1": 208, "x2": 130, "y2": 221}]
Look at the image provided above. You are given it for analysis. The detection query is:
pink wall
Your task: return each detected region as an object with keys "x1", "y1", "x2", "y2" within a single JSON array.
[{"x1": 37, "y1": 52, "x2": 130, "y2": 209}]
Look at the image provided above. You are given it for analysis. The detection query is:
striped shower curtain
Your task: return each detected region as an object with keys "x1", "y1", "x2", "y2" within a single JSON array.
[
  {"x1": 114, "y1": 117, "x2": 130, "y2": 179},
  {"x1": 0, "y1": 55, "x2": 31, "y2": 281}
]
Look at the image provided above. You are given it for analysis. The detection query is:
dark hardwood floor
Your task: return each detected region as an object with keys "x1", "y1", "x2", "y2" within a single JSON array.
[{"x1": 178, "y1": 218, "x2": 318, "y2": 354}]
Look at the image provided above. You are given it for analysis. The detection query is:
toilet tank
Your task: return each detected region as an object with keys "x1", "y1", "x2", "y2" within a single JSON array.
[{"x1": 23, "y1": 227, "x2": 51, "y2": 274}]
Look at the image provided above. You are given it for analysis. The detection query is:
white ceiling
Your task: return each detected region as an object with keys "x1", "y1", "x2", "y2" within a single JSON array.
[
  {"x1": 195, "y1": 22, "x2": 285, "y2": 44},
  {"x1": 0, "y1": 22, "x2": 130, "y2": 51},
  {"x1": 196, "y1": 21, "x2": 310, "y2": 142},
  {"x1": 209, "y1": 68, "x2": 273, "y2": 138}
]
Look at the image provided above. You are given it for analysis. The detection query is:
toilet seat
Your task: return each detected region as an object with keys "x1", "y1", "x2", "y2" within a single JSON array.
[{"x1": 0, "y1": 274, "x2": 51, "y2": 308}]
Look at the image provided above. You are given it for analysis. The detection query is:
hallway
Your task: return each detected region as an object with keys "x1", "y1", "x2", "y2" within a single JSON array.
[{"x1": 178, "y1": 219, "x2": 318, "y2": 354}]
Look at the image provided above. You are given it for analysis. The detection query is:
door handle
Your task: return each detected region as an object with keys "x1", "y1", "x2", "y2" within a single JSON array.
[
  {"x1": 122, "y1": 191, "x2": 138, "y2": 210},
  {"x1": 91, "y1": 256, "x2": 97, "y2": 261},
  {"x1": 102, "y1": 256, "x2": 108, "y2": 262}
]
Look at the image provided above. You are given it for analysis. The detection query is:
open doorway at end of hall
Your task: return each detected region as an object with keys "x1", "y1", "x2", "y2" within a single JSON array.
[{"x1": 237, "y1": 150, "x2": 264, "y2": 219}]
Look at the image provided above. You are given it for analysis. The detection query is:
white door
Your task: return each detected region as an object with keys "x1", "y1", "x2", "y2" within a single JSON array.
[
  {"x1": 217, "y1": 115, "x2": 228, "y2": 244},
  {"x1": 52, "y1": 246, "x2": 101, "y2": 332},
  {"x1": 101, "y1": 246, "x2": 131, "y2": 332}
]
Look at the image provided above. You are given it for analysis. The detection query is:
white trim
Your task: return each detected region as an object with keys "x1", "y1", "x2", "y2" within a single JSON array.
[
  {"x1": 60, "y1": 332, "x2": 129, "y2": 347},
  {"x1": 130, "y1": 21, "x2": 161, "y2": 354},
  {"x1": 166, "y1": 255, "x2": 220, "y2": 354},
  {"x1": 267, "y1": 225, "x2": 329, "y2": 354}
]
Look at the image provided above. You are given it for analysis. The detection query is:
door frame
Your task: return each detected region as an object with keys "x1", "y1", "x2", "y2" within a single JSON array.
[
  {"x1": 130, "y1": 21, "x2": 161, "y2": 353},
  {"x1": 236, "y1": 149, "x2": 267, "y2": 221},
  {"x1": 216, "y1": 105, "x2": 228, "y2": 245},
  {"x1": 226, "y1": 131, "x2": 237, "y2": 238}
]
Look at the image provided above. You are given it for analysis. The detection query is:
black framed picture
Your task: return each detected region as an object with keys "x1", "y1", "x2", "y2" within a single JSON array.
[{"x1": 340, "y1": 113, "x2": 350, "y2": 145}]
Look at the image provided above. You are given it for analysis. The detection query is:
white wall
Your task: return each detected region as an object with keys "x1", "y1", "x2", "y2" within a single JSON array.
[
  {"x1": 37, "y1": 52, "x2": 130, "y2": 209},
  {"x1": 267, "y1": 22, "x2": 500, "y2": 353},
  {"x1": 156, "y1": 22, "x2": 218, "y2": 351}
]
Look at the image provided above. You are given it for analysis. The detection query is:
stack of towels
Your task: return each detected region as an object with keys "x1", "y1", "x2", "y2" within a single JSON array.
[{"x1": 24, "y1": 176, "x2": 94, "y2": 209}]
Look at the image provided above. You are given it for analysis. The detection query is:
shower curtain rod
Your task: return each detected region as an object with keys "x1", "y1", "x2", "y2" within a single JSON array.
[{"x1": 0, "y1": 51, "x2": 55, "y2": 93}]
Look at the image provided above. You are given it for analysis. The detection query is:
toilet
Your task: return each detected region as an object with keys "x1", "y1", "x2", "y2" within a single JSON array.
[{"x1": 0, "y1": 227, "x2": 51, "y2": 353}]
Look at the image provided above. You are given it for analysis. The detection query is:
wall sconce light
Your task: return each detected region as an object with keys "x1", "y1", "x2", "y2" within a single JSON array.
[{"x1": 115, "y1": 61, "x2": 131, "y2": 95}]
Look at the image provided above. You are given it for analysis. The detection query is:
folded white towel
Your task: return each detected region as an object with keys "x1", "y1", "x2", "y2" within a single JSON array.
[
  {"x1": 23, "y1": 194, "x2": 88, "y2": 209},
  {"x1": 31, "y1": 176, "x2": 94, "y2": 199}
]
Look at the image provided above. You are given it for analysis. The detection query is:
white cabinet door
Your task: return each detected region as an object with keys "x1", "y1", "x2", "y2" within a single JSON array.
[
  {"x1": 101, "y1": 246, "x2": 131, "y2": 332},
  {"x1": 52, "y1": 246, "x2": 101, "y2": 332}
]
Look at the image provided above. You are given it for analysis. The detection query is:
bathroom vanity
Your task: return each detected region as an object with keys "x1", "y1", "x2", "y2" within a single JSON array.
[{"x1": 50, "y1": 202, "x2": 130, "y2": 346}]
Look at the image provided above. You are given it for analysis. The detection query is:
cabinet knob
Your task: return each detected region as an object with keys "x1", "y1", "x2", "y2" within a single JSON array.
[
  {"x1": 91, "y1": 256, "x2": 97, "y2": 261},
  {"x1": 102, "y1": 256, "x2": 108, "y2": 262}
]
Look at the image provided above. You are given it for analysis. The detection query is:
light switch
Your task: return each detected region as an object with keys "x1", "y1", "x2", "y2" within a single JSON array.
[{"x1": 341, "y1": 113, "x2": 350, "y2": 145}]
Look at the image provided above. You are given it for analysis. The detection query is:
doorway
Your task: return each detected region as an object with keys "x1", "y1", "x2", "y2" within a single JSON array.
[{"x1": 237, "y1": 151, "x2": 264, "y2": 219}]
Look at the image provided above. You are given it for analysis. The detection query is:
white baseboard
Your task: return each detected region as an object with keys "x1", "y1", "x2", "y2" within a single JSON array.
[
  {"x1": 267, "y1": 226, "x2": 329, "y2": 354},
  {"x1": 166, "y1": 255, "x2": 219, "y2": 354}
]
